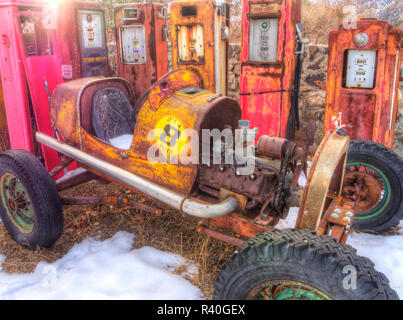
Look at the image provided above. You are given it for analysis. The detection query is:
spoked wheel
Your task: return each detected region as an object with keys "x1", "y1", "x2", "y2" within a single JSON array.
[
  {"x1": 343, "y1": 140, "x2": 403, "y2": 232},
  {"x1": 0, "y1": 172, "x2": 35, "y2": 234},
  {"x1": 213, "y1": 229, "x2": 398, "y2": 300},
  {"x1": 0, "y1": 150, "x2": 63, "y2": 249},
  {"x1": 246, "y1": 280, "x2": 330, "y2": 300}
]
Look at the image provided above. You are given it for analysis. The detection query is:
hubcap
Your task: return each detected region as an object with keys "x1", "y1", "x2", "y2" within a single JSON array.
[
  {"x1": 0, "y1": 172, "x2": 35, "y2": 234},
  {"x1": 343, "y1": 163, "x2": 390, "y2": 220},
  {"x1": 247, "y1": 280, "x2": 331, "y2": 300}
]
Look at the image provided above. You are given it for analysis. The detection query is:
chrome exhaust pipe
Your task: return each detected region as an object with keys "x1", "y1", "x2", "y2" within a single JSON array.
[{"x1": 36, "y1": 133, "x2": 239, "y2": 219}]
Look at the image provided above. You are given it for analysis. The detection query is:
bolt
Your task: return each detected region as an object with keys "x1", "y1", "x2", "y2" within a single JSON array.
[
  {"x1": 344, "y1": 217, "x2": 351, "y2": 224},
  {"x1": 304, "y1": 211, "x2": 309, "y2": 215},
  {"x1": 346, "y1": 212, "x2": 353, "y2": 217},
  {"x1": 250, "y1": 174, "x2": 257, "y2": 181},
  {"x1": 219, "y1": 165, "x2": 226, "y2": 172},
  {"x1": 331, "y1": 213, "x2": 339, "y2": 219},
  {"x1": 335, "y1": 209, "x2": 342, "y2": 213}
]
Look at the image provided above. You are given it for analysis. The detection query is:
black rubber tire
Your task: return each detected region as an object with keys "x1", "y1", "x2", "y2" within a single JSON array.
[
  {"x1": 213, "y1": 229, "x2": 398, "y2": 300},
  {"x1": 347, "y1": 140, "x2": 403, "y2": 232},
  {"x1": 0, "y1": 150, "x2": 63, "y2": 249}
]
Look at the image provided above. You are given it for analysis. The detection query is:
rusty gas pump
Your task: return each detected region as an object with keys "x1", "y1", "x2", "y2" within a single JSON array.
[
  {"x1": 239, "y1": 0, "x2": 303, "y2": 140},
  {"x1": 324, "y1": 19, "x2": 403, "y2": 233},
  {"x1": 58, "y1": 0, "x2": 109, "y2": 80},
  {"x1": 115, "y1": 3, "x2": 168, "y2": 100},
  {"x1": 170, "y1": 0, "x2": 230, "y2": 95}
]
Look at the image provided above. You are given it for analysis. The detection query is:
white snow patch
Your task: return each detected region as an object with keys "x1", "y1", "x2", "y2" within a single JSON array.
[
  {"x1": 0, "y1": 255, "x2": 5, "y2": 272},
  {"x1": 276, "y1": 207, "x2": 299, "y2": 230},
  {"x1": 398, "y1": 220, "x2": 403, "y2": 235},
  {"x1": 277, "y1": 208, "x2": 403, "y2": 298},
  {"x1": 0, "y1": 232, "x2": 203, "y2": 300},
  {"x1": 347, "y1": 233, "x2": 403, "y2": 298}
]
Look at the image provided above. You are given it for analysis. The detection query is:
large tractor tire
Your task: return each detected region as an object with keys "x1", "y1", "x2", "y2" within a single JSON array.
[
  {"x1": 343, "y1": 140, "x2": 403, "y2": 233},
  {"x1": 213, "y1": 229, "x2": 398, "y2": 300},
  {"x1": 0, "y1": 150, "x2": 63, "y2": 249}
]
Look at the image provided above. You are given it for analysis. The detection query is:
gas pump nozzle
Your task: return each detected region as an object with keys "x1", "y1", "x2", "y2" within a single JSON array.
[
  {"x1": 295, "y1": 22, "x2": 310, "y2": 55},
  {"x1": 286, "y1": 23, "x2": 310, "y2": 140}
]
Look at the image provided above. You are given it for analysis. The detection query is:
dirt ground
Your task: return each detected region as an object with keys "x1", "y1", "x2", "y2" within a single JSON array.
[{"x1": 0, "y1": 180, "x2": 236, "y2": 299}]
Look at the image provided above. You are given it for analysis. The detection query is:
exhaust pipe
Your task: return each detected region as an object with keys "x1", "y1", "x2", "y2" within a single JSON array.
[{"x1": 36, "y1": 133, "x2": 239, "y2": 219}]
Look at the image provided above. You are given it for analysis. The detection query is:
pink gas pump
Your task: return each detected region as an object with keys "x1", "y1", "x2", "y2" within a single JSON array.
[{"x1": 0, "y1": 0, "x2": 64, "y2": 172}]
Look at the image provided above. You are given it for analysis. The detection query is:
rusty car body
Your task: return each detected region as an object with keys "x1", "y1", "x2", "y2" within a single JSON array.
[{"x1": 38, "y1": 69, "x2": 353, "y2": 246}]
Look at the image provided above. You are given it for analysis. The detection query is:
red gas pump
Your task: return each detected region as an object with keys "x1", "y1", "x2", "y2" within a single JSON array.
[
  {"x1": 239, "y1": 0, "x2": 304, "y2": 140},
  {"x1": 324, "y1": 19, "x2": 403, "y2": 233},
  {"x1": 58, "y1": 0, "x2": 109, "y2": 80},
  {"x1": 115, "y1": 3, "x2": 168, "y2": 100},
  {"x1": 0, "y1": 0, "x2": 63, "y2": 171}
]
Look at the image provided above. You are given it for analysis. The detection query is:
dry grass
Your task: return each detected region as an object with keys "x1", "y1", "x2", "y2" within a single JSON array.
[{"x1": 0, "y1": 180, "x2": 236, "y2": 298}]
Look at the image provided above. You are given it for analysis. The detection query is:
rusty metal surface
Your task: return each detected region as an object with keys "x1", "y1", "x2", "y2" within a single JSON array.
[
  {"x1": 49, "y1": 158, "x2": 74, "y2": 177},
  {"x1": 199, "y1": 163, "x2": 278, "y2": 206},
  {"x1": 219, "y1": 189, "x2": 248, "y2": 211},
  {"x1": 324, "y1": 19, "x2": 403, "y2": 148},
  {"x1": 56, "y1": 171, "x2": 98, "y2": 192},
  {"x1": 318, "y1": 200, "x2": 355, "y2": 244},
  {"x1": 257, "y1": 136, "x2": 289, "y2": 160},
  {"x1": 170, "y1": 0, "x2": 230, "y2": 95},
  {"x1": 196, "y1": 225, "x2": 245, "y2": 247},
  {"x1": 50, "y1": 76, "x2": 134, "y2": 147},
  {"x1": 0, "y1": 77, "x2": 9, "y2": 152},
  {"x1": 240, "y1": 0, "x2": 302, "y2": 139},
  {"x1": 61, "y1": 196, "x2": 163, "y2": 215},
  {"x1": 51, "y1": 71, "x2": 241, "y2": 194},
  {"x1": 115, "y1": 3, "x2": 168, "y2": 101},
  {"x1": 342, "y1": 166, "x2": 384, "y2": 213},
  {"x1": 209, "y1": 213, "x2": 274, "y2": 239},
  {"x1": 58, "y1": 0, "x2": 109, "y2": 80},
  {"x1": 296, "y1": 132, "x2": 350, "y2": 231}
]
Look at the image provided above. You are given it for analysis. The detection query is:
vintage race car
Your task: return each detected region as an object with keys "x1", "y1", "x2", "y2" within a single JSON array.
[{"x1": 0, "y1": 70, "x2": 397, "y2": 299}]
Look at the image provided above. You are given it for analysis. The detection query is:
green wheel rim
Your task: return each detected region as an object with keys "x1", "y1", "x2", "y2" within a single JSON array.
[
  {"x1": 247, "y1": 280, "x2": 331, "y2": 300},
  {"x1": 0, "y1": 172, "x2": 35, "y2": 234},
  {"x1": 345, "y1": 162, "x2": 391, "y2": 221}
]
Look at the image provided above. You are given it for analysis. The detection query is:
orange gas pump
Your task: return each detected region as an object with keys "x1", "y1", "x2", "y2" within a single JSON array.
[
  {"x1": 325, "y1": 19, "x2": 402, "y2": 147},
  {"x1": 239, "y1": 0, "x2": 303, "y2": 140},
  {"x1": 115, "y1": 3, "x2": 169, "y2": 100},
  {"x1": 324, "y1": 19, "x2": 403, "y2": 233},
  {"x1": 58, "y1": 0, "x2": 109, "y2": 80},
  {"x1": 170, "y1": 0, "x2": 230, "y2": 95}
]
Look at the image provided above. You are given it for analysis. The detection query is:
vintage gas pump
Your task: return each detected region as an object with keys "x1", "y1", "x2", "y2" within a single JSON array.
[
  {"x1": 239, "y1": 0, "x2": 303, "y2": 140},
  {"x1": 0, "y1": 0, "x2": 64, "y2": 171},
  {"x1": 57, "y1": 0, "x2": 109, "y2": 80},
  {"x1": 170, "y1": 0, "x2": 230, "y2": 95},
  {"x1": 115, "y1": 3, "x2": 168, "y2": 100},
  {"x1": 324, "y1": 19, "x2": 402, "y2": 147},
  {"x1": 324, "y1": 19, "x2": 403, "y2": 233}
]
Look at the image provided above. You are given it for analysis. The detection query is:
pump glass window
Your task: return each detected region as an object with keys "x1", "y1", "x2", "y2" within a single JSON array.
[
  {"x1": 120, "y1": 26, "x2": 146, "y2": 64},
  {"x1": 79, "y1": 10, "x2": 104, "y2": 49},
  {"x1": 249, "y1": 18, "x2": 278, "y2": 63},
  {"x1": 344, "y1": 50, "x2": 376, "y2": 89},
  {"x1": 19, "y1": 15, "x2": 53, "y2": 57},
  {"x1": 177, "y1": 24, "x2": 204, "y2": 64},
  {"x1": 123, "y1": 8, "x2": 138, "y2": 20}
]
